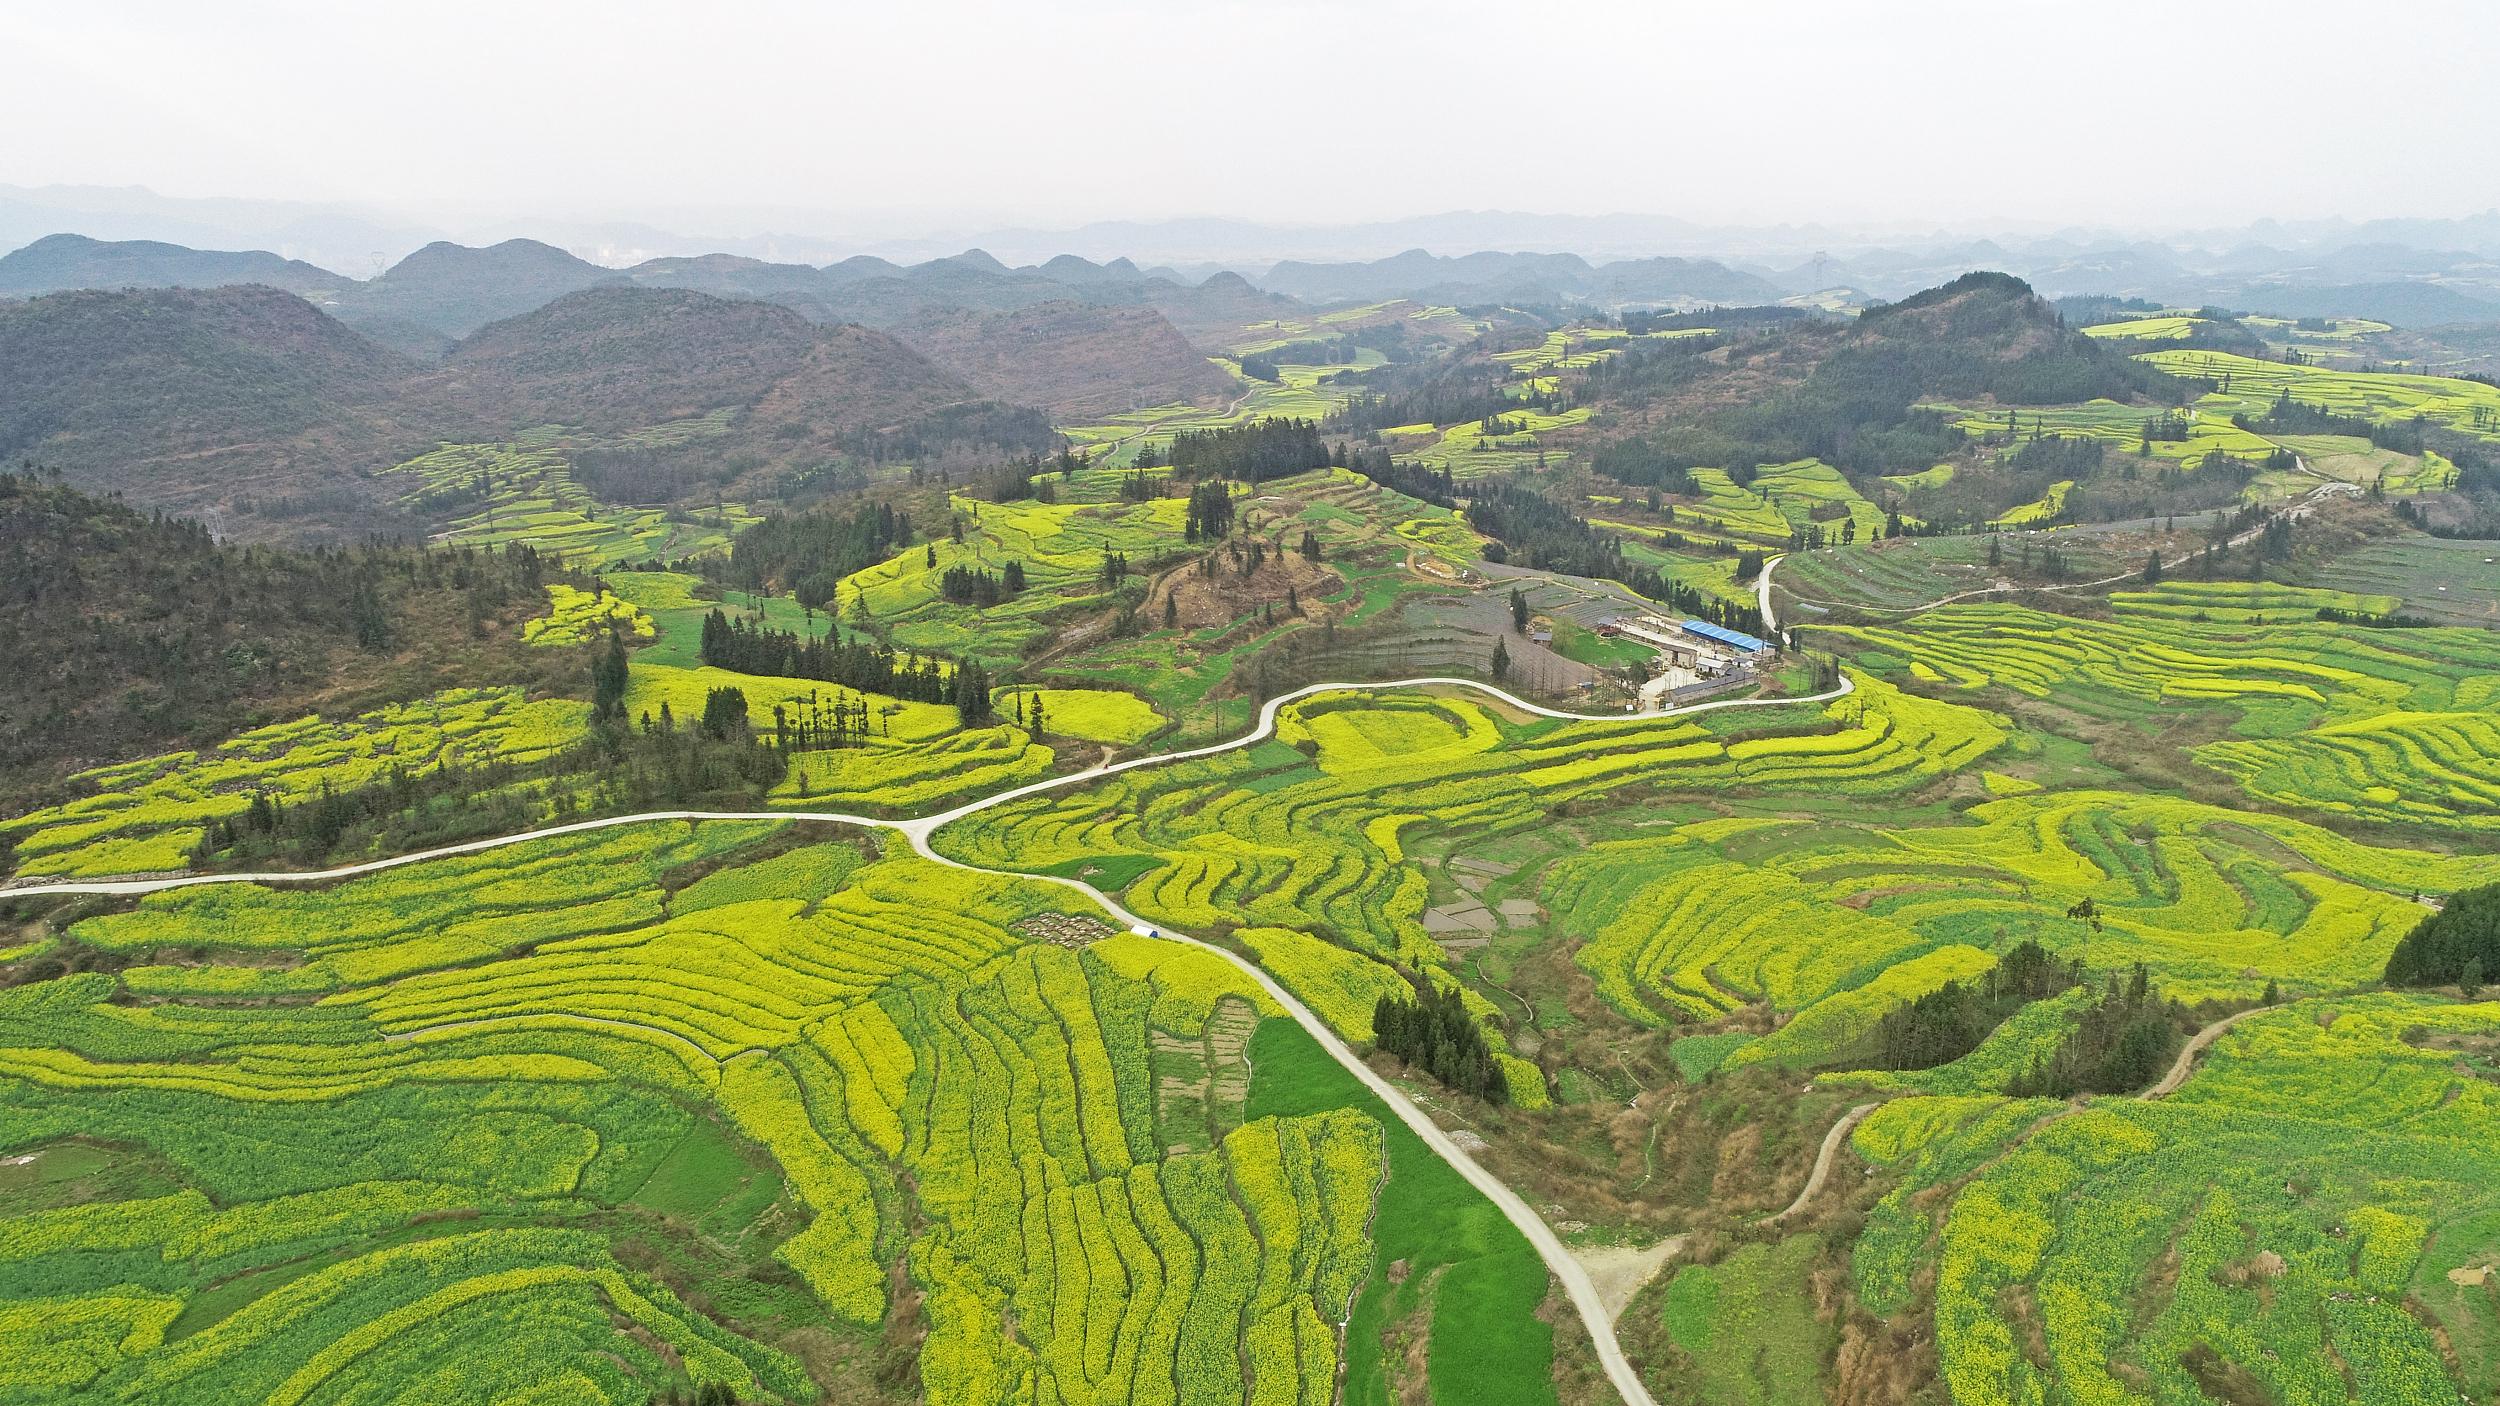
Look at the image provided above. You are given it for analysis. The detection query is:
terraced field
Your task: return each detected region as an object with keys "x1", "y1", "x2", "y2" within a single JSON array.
[
  {"x1": 11, "y1": 409, "x2": 2500, "y2": 1406},
  {"x1": 1393, "y1": 406, "x2": 1593, "y2": 480},
  {"x1": 1491, "y1": 327, "x2": 1714, "y2": 383},
  {"x1": 1551, "y1": 786, "x2": 2492, "y2": 1036},
  {"x1": 839, "y1": 493, "x2": 1189, "y2": 665},
  {"x1": 1060, "y1": 370, "x2": 1348, "y2": 470},
  {"x1": 934, "y1": 674, "x2": 2003, "y2": 1095},
  {"x1": 604, "y1": 571, "x2": 850, "y2": 670},
  {"x1": 2142, "y1": 349, "x2": 2500, "y2": 444},
  {"x1": 0, "y1": 826, "x2": 1484, "y2": 1405},
  {"x1": 8, "y1": 593, "x2": 2500, "y2": 1403},
  {"x1": 0, "y1": 687, "x2": 590, "y2": 879},
  {"x1": 1029, "y1": 469, "x2": 1482, "y2": 733},
  {"x1": 1669, "y1": 463, "x2": 1892, "y2": 544},
  {"x1": 525, "y1": 584, "x2": 655, "y2": 647},
  {"x1": 1832, "y1": 589, "x2": 2500, "y2": 833},
  {"x1": 1772, "y1": 535, "x2": 2008, "y2": 611},
  {"x1": 2302, "y1": 534, "x2": 2500, "y2": 625},
  {"x1": 1853, "y1": 994, "x2": 2500, "y2": 1406},
  {"x1": 2082, "y1": 314, "x2": 2203, "y2": 341},
  {"x1": 381, "y1": 419, "x2": 760, "y2": 567},
  {"x1": 1928, "y1": 398, "x2": 2282, "y2": 470}
]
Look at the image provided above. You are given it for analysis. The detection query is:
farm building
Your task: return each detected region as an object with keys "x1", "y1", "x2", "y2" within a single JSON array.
[{"x1": 1680, "y1": 619, "x2": 1768, "y2": 654}]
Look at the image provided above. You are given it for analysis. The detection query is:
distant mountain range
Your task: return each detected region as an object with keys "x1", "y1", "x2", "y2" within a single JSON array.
[
  {"x1": 9, "y1": 209, "x2": 2499, "y2": 338},
  {"x1": 14, "y1": 182, "x2": 2500, "y2": 270},
  {"x1": 1256, "y1": 250, "x2": 1787, "y2": 308}
]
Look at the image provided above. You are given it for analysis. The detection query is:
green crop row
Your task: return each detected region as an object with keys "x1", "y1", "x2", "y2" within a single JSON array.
[
  {"x1": 1898, "y1": 996, "x2": 2500, "y2": 1406},
  {"x1": 378, "y1": 425, "x2": 759, "y2": 568},
  {"x1": 1834, "y1": 598, "x2": 2500, "y2": 833},
  {"x1": 0, "y1": 826, "x2": 1413, "y2": 1404},
  {"x1": 2, "y1": 686, "x2": 593, "y2": 879},
  {"x1": 523, "y1": 583, "x2": 655, "y2": 647}
]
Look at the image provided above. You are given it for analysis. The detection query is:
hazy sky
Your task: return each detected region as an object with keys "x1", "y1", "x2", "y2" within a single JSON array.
[{"x1": 11, "y1": 0, "x2": 2497, "y2": 236}]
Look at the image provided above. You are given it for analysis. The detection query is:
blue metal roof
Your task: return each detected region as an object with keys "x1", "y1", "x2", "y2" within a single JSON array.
[{"x1": 1681, "y1": 619, "x2": 1768, "y2": 652}]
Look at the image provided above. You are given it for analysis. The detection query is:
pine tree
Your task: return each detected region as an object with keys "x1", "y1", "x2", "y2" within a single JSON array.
[
  {"x1": 591, "y1": 635, "x2": 629, "y2": 723},
  {"x1": 699, "y1": 687, "x2": 751, "y2": 742},
  {"x1": 1491, "y1": 637, "x2": 1511, "y2": 682}
]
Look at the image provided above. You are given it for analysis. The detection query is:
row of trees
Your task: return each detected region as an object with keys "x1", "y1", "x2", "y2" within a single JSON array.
[
  {"x1": 1327, "y1": 374, "x2": 1559, "y2": 438},
  {"x1": 1182, "y1": 480, "x2": 1236, "y2": 541},
  {"x1": 2237, "y1": 391, "x2": 2429, "y2": 455},
  {"x1": 939, "y1": 562, "x2": 1023, "y2": 606},
  {"x1": 2004, "y1": 964, "x2": 2185, "y2": 1098},
  {"x1": 188, "y1": 682, "x2": 787, "y2": 872},
  {"x1": 1167, "y1": 419, "x2": 1332, "y2": 485},
  {"x1": 699, "y1": 609, "x2": 963, "y2": 707}
]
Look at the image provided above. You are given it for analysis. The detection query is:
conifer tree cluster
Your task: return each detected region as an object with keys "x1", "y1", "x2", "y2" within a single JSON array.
[
  {"x1": 939, "y1": 562, "x2": 1023, "y2": 606},
  {"x1": 2385, "y1": 883, "x2": 2500, "y2": 990},
  {"x1": 699, "y1": 609, "x2": 957, "y2": 704},
  {"x1": 1183, "y1": 480, "x2": 1235, "y2": 542},
  {"x1": 2005, "y1": 963, "x2": 2183, "y2": 1098},
  {"x1": 1373, "y1": 980, "x2": 1509, "y2": 1103}
]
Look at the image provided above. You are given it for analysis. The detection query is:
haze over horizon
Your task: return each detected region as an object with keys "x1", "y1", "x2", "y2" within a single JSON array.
[{"x1": 12, "y1": 0, "x2": 2499, "y2": 260}]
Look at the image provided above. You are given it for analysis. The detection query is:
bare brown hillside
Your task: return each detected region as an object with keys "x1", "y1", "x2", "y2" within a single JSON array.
[{"x1": 893, "y1": 301, "x2": 1236, "y2": 419}]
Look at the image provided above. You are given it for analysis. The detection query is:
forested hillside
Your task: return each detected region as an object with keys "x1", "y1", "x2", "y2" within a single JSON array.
[{"x1": 0, "y1": 470, "x2": 565, "y2": 795}]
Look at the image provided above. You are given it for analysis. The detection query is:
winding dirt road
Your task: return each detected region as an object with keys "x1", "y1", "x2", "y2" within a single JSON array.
[
  {"x1": 2141, "y1": 1005, "x2": 2270, "y2": 1100},
  {"x1": 8, "y1": 672, "x2": 1856, "y2": 1406},
  {"x1": 1770, "y1": 1102, "x2": 1877, "y2": 1224}
]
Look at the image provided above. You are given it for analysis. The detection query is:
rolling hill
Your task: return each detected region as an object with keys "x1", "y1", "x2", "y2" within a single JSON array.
[
  {"x1": 435, "y1": 285, "x2": 979, "y2": 435},
  {"x1": 889, "y1": 300, "x2": 1237, "y2": 418},
  {"x1": 0, "y1": 232, "x2": 352, "y2": 299},
  {"x1": 325, "y1": 237, "x2": 624, "y2": 356},
  {"x1": 1257, "y1": 248, "x2": 1786, "y2": 309},
  {"x1": 0, "y1": 283, "x2": 423, "y2": 524},
  {"x1": 0, "y1": 470, "x2": 565, "y2": 795},
  {"x1": 0, "y1": 281, "x2": 1010, "y2": 534}
]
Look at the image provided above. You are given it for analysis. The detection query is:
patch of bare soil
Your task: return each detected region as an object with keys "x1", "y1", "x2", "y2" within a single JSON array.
[
  {"x1": 1148, "y1": 541, "x2": 1340, "y2": 633},
  {"x1": 2181, "y1": 1342, "x2": 2273, "y2": 1406},
  {"x1": 1573, "y1": 1237, "x2": 1686, "y2": 1321}
]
